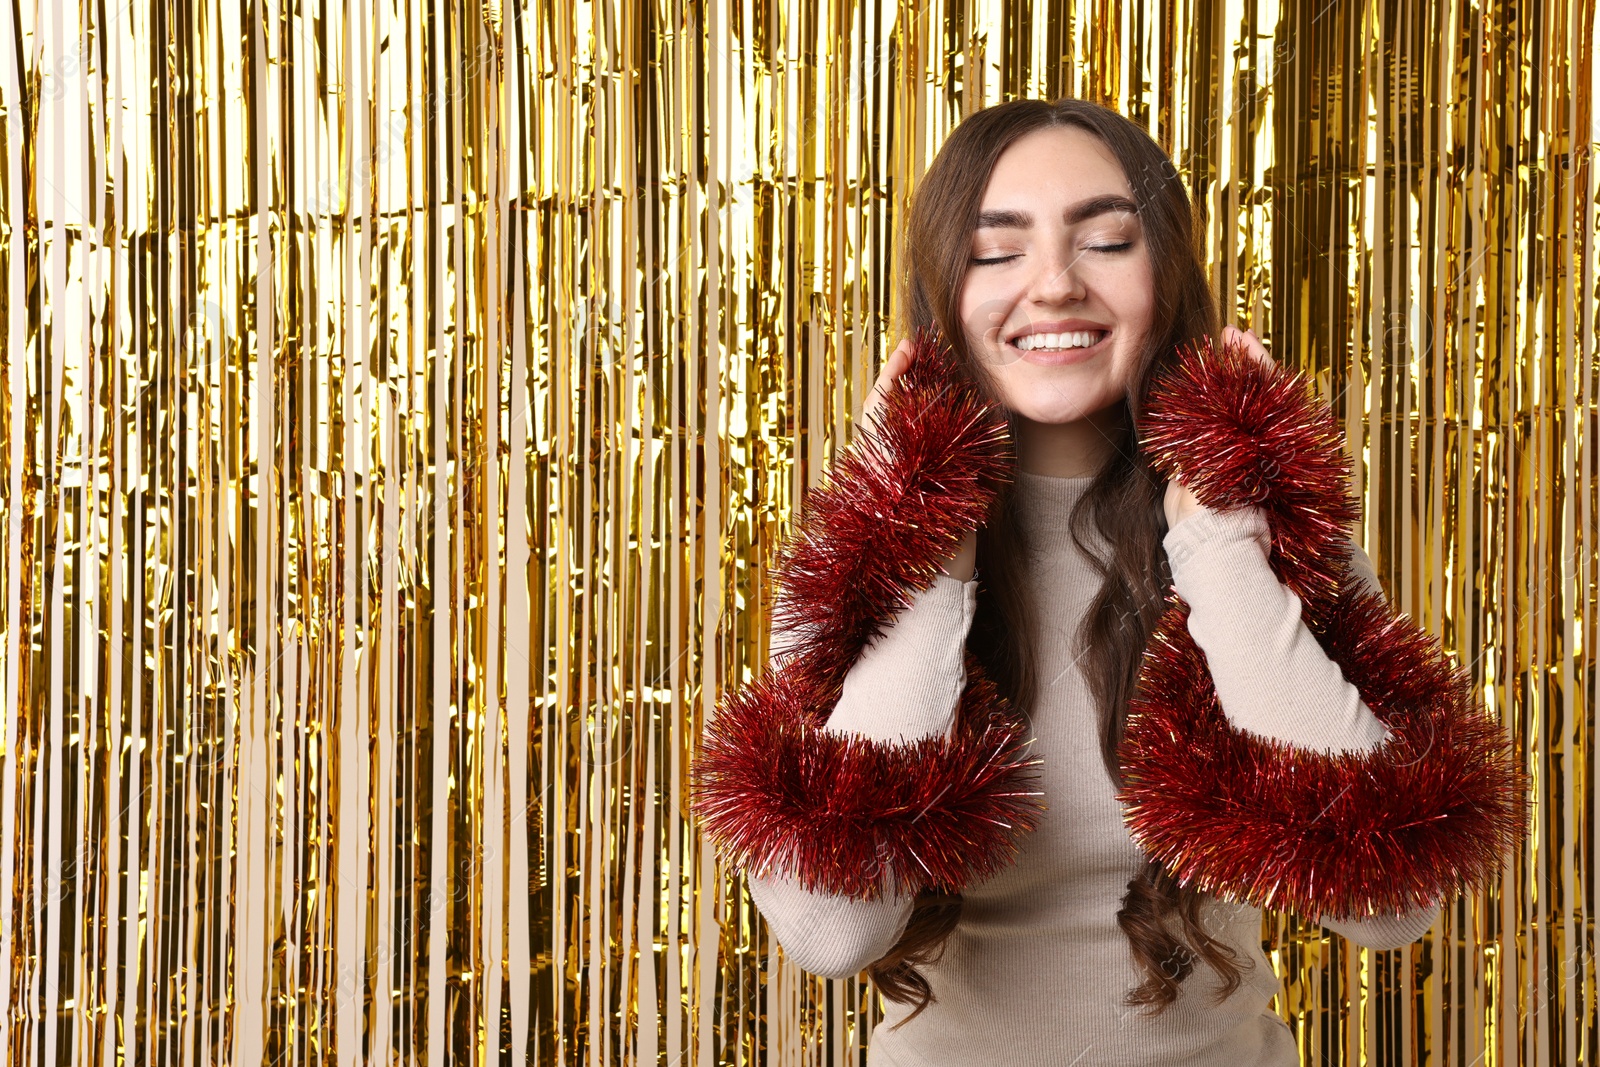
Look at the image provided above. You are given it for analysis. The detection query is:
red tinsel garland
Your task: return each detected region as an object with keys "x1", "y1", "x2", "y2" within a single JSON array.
[
  {"x1": 690, "y1": 329, "x2": 1526, "y2": 918},
  {"x1": 1121, "y1": 336, "x2": 1527, "y2": 917},
  {"x1": 689, "y1": 330, "x2": 1045, "y2": 900}
]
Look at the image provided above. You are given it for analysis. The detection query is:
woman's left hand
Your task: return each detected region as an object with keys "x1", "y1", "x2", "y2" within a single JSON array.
[{"x1": 1163, "y1": 326, "x2": 1274, "y2": 528}]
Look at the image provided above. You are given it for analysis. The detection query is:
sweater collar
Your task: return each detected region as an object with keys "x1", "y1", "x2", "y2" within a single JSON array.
[{"x1": 1010, "y1": 469, "x2": 1098, "y2": 556}]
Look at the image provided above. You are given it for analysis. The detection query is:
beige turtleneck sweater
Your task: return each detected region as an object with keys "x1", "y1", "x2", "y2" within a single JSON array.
[{"x1": 747, "y1": 469, "x2": 1440, "y2": 1067}]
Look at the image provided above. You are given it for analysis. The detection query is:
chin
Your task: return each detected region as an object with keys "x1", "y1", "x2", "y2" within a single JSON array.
[
  {"x1": 1012, "y1": 394, "x2": 1118, "y2": 426},
  {"x1": 1015, "y1": 406, "x2": 1090, "y2": 425}
]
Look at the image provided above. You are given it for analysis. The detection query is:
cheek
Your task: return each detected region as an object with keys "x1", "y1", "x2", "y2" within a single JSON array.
[
  {"x1": 1110, "y1": 258, "x2": 1158, "y2": 333},
  {"x1": 953, "y1": 275, "x2": 1004, "y2": 326},
  {"x1": 1112, "y1": 347, "x2": 1144, "y2": 394},
  {"x1": 1101, "y1": 257, "x2": 1156, "y2": 394},
  {"x1": 958, "y1": 277, "x2": 1017, "y2": 348}
]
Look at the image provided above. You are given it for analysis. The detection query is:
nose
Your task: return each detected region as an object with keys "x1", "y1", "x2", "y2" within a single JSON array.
[{"x1": 1027, "y1": 244, "x2": 1088, "y2": 306}]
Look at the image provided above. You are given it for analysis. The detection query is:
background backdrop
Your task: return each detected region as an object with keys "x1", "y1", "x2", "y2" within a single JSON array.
[{"x1": 0, "y1": 0, "x2": 1594, "y2": 1064}]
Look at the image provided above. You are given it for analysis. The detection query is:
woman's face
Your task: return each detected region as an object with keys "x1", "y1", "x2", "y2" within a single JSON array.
[{"x1": 957, "y1": 125, "x2": 1156, "y2": 426}]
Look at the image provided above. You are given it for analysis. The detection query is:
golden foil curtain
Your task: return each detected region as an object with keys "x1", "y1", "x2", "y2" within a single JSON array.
[{"x1": 0, "y1": 0, "x2": 1592, "y2": 1064}]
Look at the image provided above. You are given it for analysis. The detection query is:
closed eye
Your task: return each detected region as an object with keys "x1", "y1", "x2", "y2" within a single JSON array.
[{"x1": 966, "y1": 243, "x2": 1132, "y2": 265}]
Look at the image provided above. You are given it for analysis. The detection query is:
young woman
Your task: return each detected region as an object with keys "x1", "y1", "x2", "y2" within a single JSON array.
[{"x1": 742, "y1": 98, "x2": 1440, "y2": 1065}]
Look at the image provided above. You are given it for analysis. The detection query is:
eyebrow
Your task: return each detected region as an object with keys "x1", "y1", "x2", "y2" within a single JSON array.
[{"x1": 975, "y1": 194, "x2": 1141, "y2": 229}]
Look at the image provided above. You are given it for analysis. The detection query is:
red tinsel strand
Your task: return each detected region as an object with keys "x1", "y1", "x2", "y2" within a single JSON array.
[
  {"x1": 691, "y1": 329, "x2": 1046, "y2": 900},
  {"x1": 1121, "y1": 342, "x2": 1528, "y2": 917},
  {"x1": 1139, "y1": 336, "x2": 1362, "y2": 611},
  {"x1": 695, "y1": 654, "x2": 1044, "y2": 898}
]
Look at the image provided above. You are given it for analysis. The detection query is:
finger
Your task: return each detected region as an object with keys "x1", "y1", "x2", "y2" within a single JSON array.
[
  {"x1": 1242, "y1": 330, "x2": 1271, "y2": 365},
  {"x1": 864, "y1": 377, "x2": 885, "y2": 420},
  {"x1": 1225, "y1": 325, "x2": 1271, "y2": 366},
  {"x1": 865, "y1": 342, "x2": 908, "y2": 419},
  {"x1": 882, "y1": 338, "x2": 910, "y2": 373},
  {"x1": 870, "y1": 351, "x2": 896, "y2": 393},
  {"x1": 878, "y1": 341, "x2": 912, "y2": 390},
  {"x1": 887, "y1": 338, "x2": 912, "y2": 376},
  {"x1": 876, "y1": 357, "x2": 898, "y2": 391}
]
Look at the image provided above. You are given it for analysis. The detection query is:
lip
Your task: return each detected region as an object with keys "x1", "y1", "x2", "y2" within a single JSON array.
[
  {"x1": 1007, "y1": 327, "x2": 1113, "y2": 366},
  {"x1": 1007, "y1": 318, "x2": 1110, "y2": 339}
]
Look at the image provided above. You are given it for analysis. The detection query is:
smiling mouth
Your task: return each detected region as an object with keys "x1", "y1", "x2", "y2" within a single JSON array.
[{"x1": 998, "y1": 329, "x2": 1113, "y2": 355}]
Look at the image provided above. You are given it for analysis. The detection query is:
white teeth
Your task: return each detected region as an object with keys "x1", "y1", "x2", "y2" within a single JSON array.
[{"x1": 1014, "y1": 330, "x2": 1104, "y2": 351}]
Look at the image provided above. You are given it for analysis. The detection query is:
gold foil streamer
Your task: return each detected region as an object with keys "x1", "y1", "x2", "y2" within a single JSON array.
[{"x1": 0, "y1": 1, "x2": 1592, "y2": 1065}]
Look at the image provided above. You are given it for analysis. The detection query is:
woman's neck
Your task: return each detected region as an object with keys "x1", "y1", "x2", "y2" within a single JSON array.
[{"x1": 1012, "y1": 405, "x2": 1126, "y2": 478}]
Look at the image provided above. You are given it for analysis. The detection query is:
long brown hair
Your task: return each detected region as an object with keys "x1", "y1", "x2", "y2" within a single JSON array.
[{"x1": 865, "y1": 98, "x2": 1245, "y2": 1022}]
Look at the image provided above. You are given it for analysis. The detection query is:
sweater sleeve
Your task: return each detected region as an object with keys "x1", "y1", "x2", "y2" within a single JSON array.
[
  {"x1": 1318, "y1": 900, "x2": 1441, "y2": 949},
  {"x1": 1162, "y1": 504, "x2": 1392, "y2": 753},
  {"x1": 746, "y1": 571, "x2": 981, "y2": 979}
]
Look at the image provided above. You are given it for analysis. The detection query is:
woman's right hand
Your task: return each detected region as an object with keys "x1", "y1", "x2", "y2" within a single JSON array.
[
  {"x1": 862, "y1": 337, "x2": 913, "y2": 428},
  {"x1": 864, "y1": 338, "x2": 978, "y2": 582}
]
